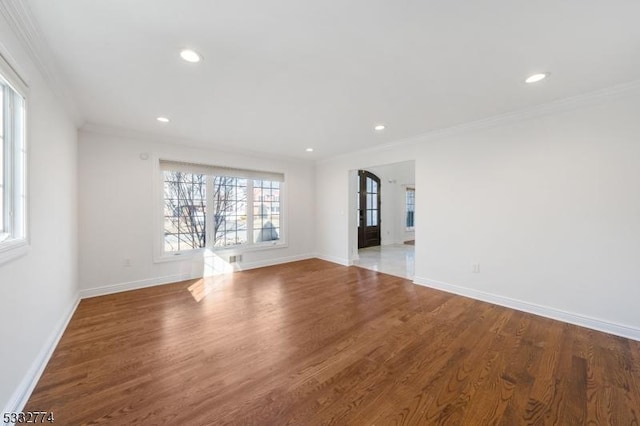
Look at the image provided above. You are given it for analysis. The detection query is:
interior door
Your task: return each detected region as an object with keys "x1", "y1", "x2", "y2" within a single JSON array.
[{"x1": 358, "y1": 170, "x2": 381, "y2": 248}]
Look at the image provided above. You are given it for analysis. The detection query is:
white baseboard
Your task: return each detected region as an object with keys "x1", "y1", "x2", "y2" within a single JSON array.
[
  {"x1": 237, "y1": 253, "x2": 315, "y2": 271},
  {"x1": 315, "y1": 254, "x2": 351, "y2": 266},
  {"x1": 3, "y1": 295, "x2": 80, "y2": 421},
  {"x1": 79, "y1": 272, "x2": 200, "y2": 299},
  {"x1": 80, "y1": 254, "x2": 318, "y2": 299},
  {"x1": 413, "y1": 276, "x2": 640, "y2": 342}
]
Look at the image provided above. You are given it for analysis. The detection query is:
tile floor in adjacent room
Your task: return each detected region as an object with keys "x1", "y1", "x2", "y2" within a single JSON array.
[{"x1": 353, "y1": 243, "x2": 415, "y2": 279}]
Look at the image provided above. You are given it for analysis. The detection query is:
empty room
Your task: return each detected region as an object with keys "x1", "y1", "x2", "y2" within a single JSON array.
[{"x1": 1, "y1": 0, "x2": 640, "y2": 424}]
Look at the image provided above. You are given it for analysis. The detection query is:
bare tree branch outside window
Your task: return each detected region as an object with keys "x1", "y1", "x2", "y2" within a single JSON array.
[
  {"x1": 212, "y1": 177, "x2": 247, "y2": 247},
  {"x1": 163, "y1": 172, "x2": 276, "y2": 252},
  {"x1": 163, "y1": 171, "x2": 207, "y2": 251}
]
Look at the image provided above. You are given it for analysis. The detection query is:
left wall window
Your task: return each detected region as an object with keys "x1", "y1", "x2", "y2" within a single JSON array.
[{"x1": 0, "y1": 52, "x2": 28, "y2": 264}]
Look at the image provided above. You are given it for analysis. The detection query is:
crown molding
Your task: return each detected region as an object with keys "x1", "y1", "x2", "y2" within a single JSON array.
[
  {"x1": 0, "y1": 0, "x2": 83, "y2": 126},
  {"x1": 80, "y1": 122, "x2": 316, "y2": 164},
  {"x1": 318, "y1": 78, "x2": 640, "y2": 165}
]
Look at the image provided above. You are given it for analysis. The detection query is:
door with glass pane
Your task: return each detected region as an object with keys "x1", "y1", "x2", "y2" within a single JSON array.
[{"x1": 358, "y1": 170, "x2": 381, "y2": 248}]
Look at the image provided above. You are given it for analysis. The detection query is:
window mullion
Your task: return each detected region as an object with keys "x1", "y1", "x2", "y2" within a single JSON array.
[
  {"x1": 247, "y1": 179, "x2": 254, "y2": 246},
  {"x1": 206, "y1": 175, "x2": 214, "y2": 249}
]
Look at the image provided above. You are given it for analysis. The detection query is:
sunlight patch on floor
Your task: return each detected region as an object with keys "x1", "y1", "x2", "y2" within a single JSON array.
[{"x1": 187, "y1": 250, "x2": 236, "y2": 302}]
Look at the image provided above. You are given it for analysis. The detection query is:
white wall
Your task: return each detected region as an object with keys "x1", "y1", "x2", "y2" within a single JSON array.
[
  {"x1": 78, "y1": 129, "x2": 316, "y2": 295},
  {"x1": 317, "y1": 148, "x2": 417, "y2": 265},
  {"x1": 0, "y1": 19, "x2": 79, "y2": 413},
  {"x1": 316, "y1": 86, "x2": 640, "y2": 339}
]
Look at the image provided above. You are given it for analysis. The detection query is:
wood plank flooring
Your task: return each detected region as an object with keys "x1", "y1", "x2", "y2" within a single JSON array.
[{"x1": 25, "y1": 259, "x2": 640, "y2": 424}]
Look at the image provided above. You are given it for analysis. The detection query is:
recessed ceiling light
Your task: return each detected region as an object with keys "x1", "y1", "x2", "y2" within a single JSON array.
[
  {"x1": 525, "y1": 73, "x2": 549, "y2": 84},
  {"x1": 305, "y1": 148, "x2": 314, "y2": 152},
  {"x1": 156, "y1": 116, "x2": 170, "y2": 123},
  {"x1": 374, "y1": 124, "x2": 386, "y2": 131},
  {"x1": 180, "y1": 49, "x2": 202, "y2": 63}
]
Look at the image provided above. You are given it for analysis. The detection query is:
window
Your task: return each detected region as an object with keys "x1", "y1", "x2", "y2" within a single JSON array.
[
  {"x1": 253, "y1": 180, "x2": 281, "y2": 243},
  {"x1": 163, "y1": 171, "x2": 207, "y2": 252},
  {"x1": 213, "y1": 176, "x2": 247, "y2": 247},
  {"x1": 0, "y1": 52, "x2": 27, "y2": 264},
  {"x1": 159, "y1": 161, "x2": 285, "y2": 256},
  {"x1": 406, "y1": 188, "x2": 415, "y2": 230}
]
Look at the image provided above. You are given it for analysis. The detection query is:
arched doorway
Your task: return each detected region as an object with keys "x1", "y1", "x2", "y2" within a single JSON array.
[{"x1": 358, "y1": 170, "x2": 381, "y2": 248}]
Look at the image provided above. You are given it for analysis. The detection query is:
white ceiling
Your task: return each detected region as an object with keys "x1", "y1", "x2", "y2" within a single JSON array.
[{"x1": 27, "y1": 0, "x2": 640, "y2": 159}]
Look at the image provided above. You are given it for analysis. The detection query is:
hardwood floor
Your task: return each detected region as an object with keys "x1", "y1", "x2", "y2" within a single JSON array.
[{"x1": 26, "y1": 259, "x2": 640, "y2": 424}]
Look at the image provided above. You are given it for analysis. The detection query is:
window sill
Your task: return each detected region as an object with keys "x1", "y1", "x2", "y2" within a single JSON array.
[
  {"x1": 154, "y1": 241, "x2": 288, "y2": 264},
  {"x1": 0, "y1": 239, "x2": 30, "y2": 266}
]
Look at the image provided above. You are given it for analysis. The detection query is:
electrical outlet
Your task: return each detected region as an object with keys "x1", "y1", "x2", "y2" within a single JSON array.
[
  {"x1": 229, "y1": 255, "x2": 242, "y2": 263},
  {"x1": 472, "y1": 263, "x2": 480, "y2": 273}
]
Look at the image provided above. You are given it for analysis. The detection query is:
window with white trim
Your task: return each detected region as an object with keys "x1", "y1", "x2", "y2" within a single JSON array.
[
  {"x1": 160, "y1": 160, "x2": 284, "y2": 256},
  {"x1": 253, "y1": 179, "x2": 281, "y2": 244},
  {"x1": 162, "y1": 170, "x2": 207, "y2": 252},
  {"x1": 0, "y1": 52, "x2": 27, "y2": 264}
]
